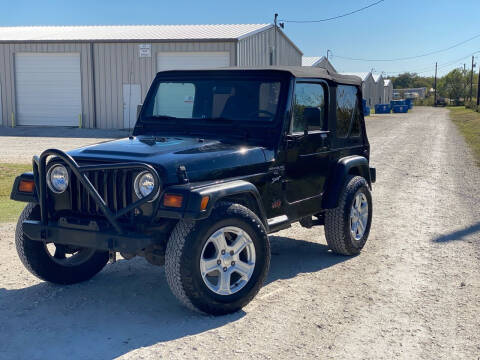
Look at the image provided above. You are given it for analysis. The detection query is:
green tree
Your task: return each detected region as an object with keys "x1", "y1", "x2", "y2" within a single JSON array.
[
  {"x1": 388, "y1": 73, "x2": 434, "y2": 90},
  {"x1": 438, "y1": 68, "x2": 466, "y2": 103},
  {"x1": 391, "y1": 73, "x2": 416, "y2": 88}
]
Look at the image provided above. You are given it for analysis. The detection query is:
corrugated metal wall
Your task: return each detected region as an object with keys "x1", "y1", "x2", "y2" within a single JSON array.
[
  {"x1": 384, "y1": 83, "x2": 393, "y2": 103},
  {"x1": 93, "y1": 41, "x2": 236, "y2": 129},
  {"x1": 0, "y1": 28, "x2": 301, "y2": 129},
  {"x1": 0, "y1": 42, "x2": 94, "y2": 128},
  {"x1": 362, "y1": 76, "x2": 377, "y2": 107},
  {"x1": 374, "y1": 76, "x2": 384, "y2": 105},
  {"x1": 237, "y1": 27, "x2": 302, "y2": 67}
]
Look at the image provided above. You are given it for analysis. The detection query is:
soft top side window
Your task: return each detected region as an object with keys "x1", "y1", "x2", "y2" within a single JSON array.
[
  {"x1": 291, "y1": 82, "x2": 326, "y2": 134},
  {"x1": 336, "y1": 85, "x2": 362, "y2": 138}
]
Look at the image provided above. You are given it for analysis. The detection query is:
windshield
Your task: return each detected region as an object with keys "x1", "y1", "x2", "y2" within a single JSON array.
[{"x1": 142, "y1": 77, "x2": 282, "y2": 122}]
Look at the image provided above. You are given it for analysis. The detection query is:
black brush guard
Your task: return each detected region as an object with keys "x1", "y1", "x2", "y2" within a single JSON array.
[{"x1": 23, "y1": 149, "x2": 162, "y2": 252}]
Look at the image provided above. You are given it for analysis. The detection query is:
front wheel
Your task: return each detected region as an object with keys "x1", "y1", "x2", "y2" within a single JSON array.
[
  {"x1": 165, "y1": 202, "x2": 270, "y2": 315},
  {"x1": 15, "y1": 203, "x2": 109, "y2": 284},
  {"x1": 324, "y1": 175, "x2": 373, "y2": 255}
]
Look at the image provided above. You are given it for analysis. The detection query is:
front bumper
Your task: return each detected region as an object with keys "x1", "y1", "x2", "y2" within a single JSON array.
[{"x1": 22, "y1": 219, "x2": 162, "y2": 252}]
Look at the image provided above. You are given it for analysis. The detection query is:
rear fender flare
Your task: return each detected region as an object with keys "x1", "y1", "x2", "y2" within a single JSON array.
[{"x1": 322, "y1": 156, "x2": 371, "y2": 209}]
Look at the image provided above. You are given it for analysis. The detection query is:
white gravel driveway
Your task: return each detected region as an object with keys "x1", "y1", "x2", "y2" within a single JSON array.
[
  {"x1": 0, "y1": 107, "x2": 479, "y2": 359},
  {"x1": 0, "y1": 127, "x2": 127, "y2": 163}
]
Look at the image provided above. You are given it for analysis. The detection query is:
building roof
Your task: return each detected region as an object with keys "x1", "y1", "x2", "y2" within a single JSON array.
[
  {"x1": 0, "y1": 24, "x2": 273, "y2": 42},
  {"x1": 342, "y1": 72, "x2": 372, "y2": 81},
  {"x1": 302, "y1": 56, "x2": 337, "y2": 73},
  {"x1": 159, "y1": 66, "x2": 362, "y2": 86},
  {"x1": 384, "y1": 79, "x2": 392, "y2": 87},
  {"x1": 372, "y1": 74, "x2": 383, "y2": 82},
  {"x1": 302, "y1": 56, "x2": 322, "y2": 66}
]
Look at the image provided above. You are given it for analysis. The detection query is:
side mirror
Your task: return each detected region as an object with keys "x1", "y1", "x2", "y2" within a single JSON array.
[{"x1": 136, "y1": 104, "x2": 143, "y2": 119}]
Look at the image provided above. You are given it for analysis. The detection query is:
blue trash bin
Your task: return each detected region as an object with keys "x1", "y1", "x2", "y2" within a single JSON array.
[
  {"x1": 362, "y1": 99, "x2": 369, "y2": 116},
  {"x1": 392, "y1": 105, "x2": 408, "y2": 113},
  {"x1": 405, "y1": 98, "x2": 413, "y2": 109},
  {"x1": 374, "y1": 104, "x2": 391, "y2": 114},
  {"x1": 391, "y1": 99, "x2": 406, "y2": 107}
]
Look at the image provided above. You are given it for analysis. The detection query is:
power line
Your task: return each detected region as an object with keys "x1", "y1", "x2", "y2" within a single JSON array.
[
  {"x1": 279, "y1": 0, "x2": 385, "y2": 23},
  {"x1": 332, "y1": 32, "x2": 480, "y2": 62},
  {"x1": 382, "y1": 52, "x2": 480, "y2": 77}
]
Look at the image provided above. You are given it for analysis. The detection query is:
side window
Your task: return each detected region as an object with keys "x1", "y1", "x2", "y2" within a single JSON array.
[
  {"x1": 292, "y1": 83, "x2": 325, "y2": 133},
  {"x1": 336, "y1": 85, "x2": 361, "y2": 138}
]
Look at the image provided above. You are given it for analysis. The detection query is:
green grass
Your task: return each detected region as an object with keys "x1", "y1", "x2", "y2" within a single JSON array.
[
  {"x1": 0, "y1": 163, "x2": 31, "y2": 222},
  {"x1": 448, "y1": 106, "x2": 480, "y2": 166}
]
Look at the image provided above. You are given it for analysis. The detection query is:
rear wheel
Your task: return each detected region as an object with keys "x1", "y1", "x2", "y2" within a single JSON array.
[
  {"x1": 324, "y1": 176, "x2": 372, "y2": 255},
  {"x1": 165, "y1": 202, "x2": 270, "y2": 315},
  {"x1": 15, "y1": 203, "x2": 109, "y2": 284}
]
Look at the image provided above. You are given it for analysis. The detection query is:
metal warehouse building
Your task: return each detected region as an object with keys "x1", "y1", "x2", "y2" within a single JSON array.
[
  {"x1": 302, "y1": 56, "x2": 337, "y2": 73},
  {"x1": 343, "y1": 72, "x2": 377, "y2": 107},
  {"x1": 383, "y1": 79, "x2": 393, "y2": 103},
  {"x1": 372, "y1": 74, "x2": 384, "y2": 105},
  {"x1": 0, "y1": 24, "x2": 302, "y2": 129}
]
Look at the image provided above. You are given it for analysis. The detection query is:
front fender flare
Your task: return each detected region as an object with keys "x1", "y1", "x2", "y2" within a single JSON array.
[{"x1": 184, "y1": 180, "x2": 267, "y2": 226}]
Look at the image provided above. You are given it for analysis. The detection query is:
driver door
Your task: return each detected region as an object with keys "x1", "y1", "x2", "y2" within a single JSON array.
[{"x1": 284, "y1": 81, "x2": 331, "y2": 216}]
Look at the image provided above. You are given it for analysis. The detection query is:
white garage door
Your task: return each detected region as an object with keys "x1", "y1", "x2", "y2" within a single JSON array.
[
  {"x1": 157, "y1": 52, "x2": 230, "y2": 71},
  {"x1": 15, "y1": 53, "x2": 82, "y2": 126}
]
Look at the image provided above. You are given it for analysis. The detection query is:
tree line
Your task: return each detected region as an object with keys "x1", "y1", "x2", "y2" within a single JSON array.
[{"x1": 388, "y1": 69, "x2": 479, "y2": 103}]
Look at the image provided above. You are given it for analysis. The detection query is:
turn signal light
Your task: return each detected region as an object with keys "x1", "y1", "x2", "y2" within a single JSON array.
[
  {"x1": 163, "y1": 194, "x2": 183, "y2": 208},
  {"x1": 18, "y1": 179, "x2": 35, "y2": 193},
  {"x1": 200, "y1": 196, "x2": 210, "y2": 210}
]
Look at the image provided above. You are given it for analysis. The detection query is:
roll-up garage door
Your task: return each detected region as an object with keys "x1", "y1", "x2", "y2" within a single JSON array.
[
  {"x1": 157, "y1": 51, "x2": 230, "y2": 71},
  {"x1": 15, "y1": 53, "x2": 81, "y2": 126}
]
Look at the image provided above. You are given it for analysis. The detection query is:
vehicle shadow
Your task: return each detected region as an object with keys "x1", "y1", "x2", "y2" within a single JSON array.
[
  {"x1": 0, "y1": 235, "x2": 348, "y2": 359},
  {"x1": 432, "y1": 221, "x2": 480, "y2": 243},
  {"x1": 266, "y1": 234, "x2": 350, "y2": 284}
]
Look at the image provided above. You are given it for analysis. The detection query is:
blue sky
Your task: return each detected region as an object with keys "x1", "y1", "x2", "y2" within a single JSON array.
[{"x1": 2, "y1": 0, "x2": 479, "y2": 76}]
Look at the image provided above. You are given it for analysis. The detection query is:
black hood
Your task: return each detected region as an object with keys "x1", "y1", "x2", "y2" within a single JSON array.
[{"x1": 68, "y1": 135, "x2": 271, "y2": 184}]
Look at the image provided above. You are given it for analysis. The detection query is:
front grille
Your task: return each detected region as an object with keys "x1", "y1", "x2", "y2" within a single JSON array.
[{"x1": 69, "y1": 169, "x2": 136, "y2": 216}]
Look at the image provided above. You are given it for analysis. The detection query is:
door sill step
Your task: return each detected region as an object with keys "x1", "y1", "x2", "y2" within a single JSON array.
[{"x1": 267, "y1": 215, "x2": 290, "y2": 233}]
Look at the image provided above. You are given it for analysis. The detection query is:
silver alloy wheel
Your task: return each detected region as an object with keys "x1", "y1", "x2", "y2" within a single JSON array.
[
  {"x1": 200, "y1": 226, "x2": 256, "y2": 296},
  {"x1": 45, "y1": 243, "x2": 96, "y2": 266},
  {"x1": 350, "y1": 192, "x2": 369, "y2": 241}
]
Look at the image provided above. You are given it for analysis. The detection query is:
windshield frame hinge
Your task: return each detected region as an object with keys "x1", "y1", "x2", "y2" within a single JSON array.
[{"x1": 177, "y1": 165, "x2": 189, "y2": 184}]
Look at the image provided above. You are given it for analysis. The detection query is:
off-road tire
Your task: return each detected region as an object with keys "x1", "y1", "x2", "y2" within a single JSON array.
[
  {"x1": 165, "y1": 202, "x2": 270, "y2": 315},
  {"x1": 324, "y1": 175, "x2": 372, "y2": 255},
  {"x1": 15, "y1": 203, "x2": 109, "y2": 284}
]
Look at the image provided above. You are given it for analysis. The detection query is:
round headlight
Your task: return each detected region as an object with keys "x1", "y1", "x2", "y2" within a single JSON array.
[
  {"x1": 134, "y1": 171, "x2": 159, "y2": 201},
  {"x1": 47, "y1": 164, "x2": 69, "y2": 194}
]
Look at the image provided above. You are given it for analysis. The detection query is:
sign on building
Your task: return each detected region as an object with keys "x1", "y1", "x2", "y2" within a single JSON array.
[{"x1": 139, "y1": 44, "x2": 152, "y2": 58}]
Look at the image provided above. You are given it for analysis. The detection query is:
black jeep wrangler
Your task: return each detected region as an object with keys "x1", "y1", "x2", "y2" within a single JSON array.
[{"x1": 11, "y1": 67, "x2": 375, "y2": 315}]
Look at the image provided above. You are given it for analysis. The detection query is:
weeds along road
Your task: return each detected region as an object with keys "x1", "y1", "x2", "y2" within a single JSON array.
[{"x1": 0, "y1": 107, "x2": 479, "y2": 359}]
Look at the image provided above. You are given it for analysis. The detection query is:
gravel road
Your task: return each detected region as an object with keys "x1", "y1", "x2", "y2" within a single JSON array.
[
  {"x1": 1, "y1": 107, "x2": 479, "y2": 359},
  {"x1": 0, "y1": 127, "x2": 126, "y2": 164}
]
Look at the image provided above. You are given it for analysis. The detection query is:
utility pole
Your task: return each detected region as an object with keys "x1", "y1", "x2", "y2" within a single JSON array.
[
  {"x1": 434, "y1": 62, "x2": 437, "y2": 106},
  {"x1": 470, "y1": 56, "x2": 475, "y2": 102},
  {"x1": 463, "y1": 63, "x2": 467, "y2": 100},
  {"x1": 477, "y1": 68, "x2": 480, "y2": 106}
]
